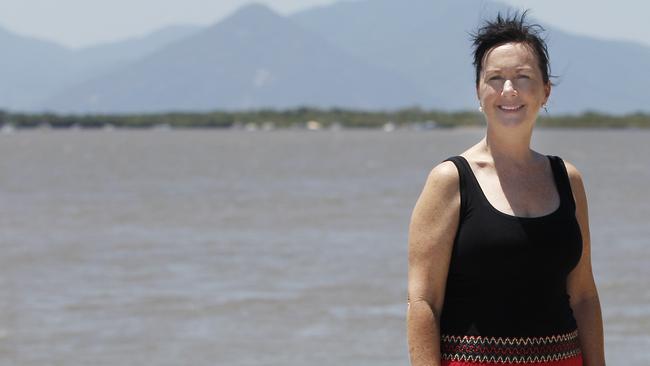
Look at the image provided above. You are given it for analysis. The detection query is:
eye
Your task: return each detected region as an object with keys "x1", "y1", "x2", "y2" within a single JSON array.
[
  {"x1": 488, "y1": 76, "x2": 503, "y2": 81},
  {"x1": 517, "y1": 74, "x2": 530, "y2": 79}
]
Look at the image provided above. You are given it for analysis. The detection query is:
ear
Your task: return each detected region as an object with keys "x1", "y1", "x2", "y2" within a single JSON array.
[{"x1": 543, "y1": 82, "x2": 551, "y2": 104}]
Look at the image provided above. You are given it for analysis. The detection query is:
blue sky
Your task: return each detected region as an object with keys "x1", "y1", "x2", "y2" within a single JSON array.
[{"x1": 0, "y1": 0, "x2": 648, "y2": 48}]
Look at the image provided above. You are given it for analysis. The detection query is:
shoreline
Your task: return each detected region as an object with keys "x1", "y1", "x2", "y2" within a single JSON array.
[{"x1": 2, "y1": 108, "x2": 649, "y2": 130}]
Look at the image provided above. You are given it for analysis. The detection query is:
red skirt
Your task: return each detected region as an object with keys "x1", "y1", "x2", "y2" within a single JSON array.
[{"x1": 440, "y1": 330, "x2": 583, "y2": 366}]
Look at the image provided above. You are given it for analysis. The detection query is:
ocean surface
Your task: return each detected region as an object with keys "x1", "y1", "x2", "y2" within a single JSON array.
[{"x1": 0, "y1": 128, "x2": 648, "y2": 365}]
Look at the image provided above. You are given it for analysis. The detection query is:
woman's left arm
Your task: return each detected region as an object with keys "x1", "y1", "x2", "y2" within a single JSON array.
[{"x1": 564, "y1": 161, "x2": 606, "y2": 366}]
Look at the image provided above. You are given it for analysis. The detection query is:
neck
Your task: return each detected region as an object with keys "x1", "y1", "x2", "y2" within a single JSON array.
[{"x1": 481, "y1": 124, "x2": 535, "y2": 166}]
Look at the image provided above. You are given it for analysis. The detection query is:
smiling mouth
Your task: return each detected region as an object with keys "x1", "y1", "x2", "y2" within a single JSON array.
[{"x1": 498, "y1": 105, "x2": 524, "y2": 112}]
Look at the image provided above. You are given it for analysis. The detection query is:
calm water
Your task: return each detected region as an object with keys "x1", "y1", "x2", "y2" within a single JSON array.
[{"x1": 0, "y1": 128, "x2": 648, "y2": 365}]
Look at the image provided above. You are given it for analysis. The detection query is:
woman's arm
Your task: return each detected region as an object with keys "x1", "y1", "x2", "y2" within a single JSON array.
[
  {"x1": 407, "y1": 161, "x2": 460, "y2": 366},
  {"x1": 565, "y1": 161, "x2": 606, "y2": 366}
]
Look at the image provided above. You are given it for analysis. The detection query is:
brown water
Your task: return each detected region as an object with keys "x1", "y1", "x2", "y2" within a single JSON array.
[{"x1": 0, "y1": 128, "x2": 648, "y2": 365}]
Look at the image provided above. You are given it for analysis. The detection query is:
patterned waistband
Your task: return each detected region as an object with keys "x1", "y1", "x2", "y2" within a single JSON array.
[{"x1": 441, "y1": 330, "x2": 581, "y2": 364}]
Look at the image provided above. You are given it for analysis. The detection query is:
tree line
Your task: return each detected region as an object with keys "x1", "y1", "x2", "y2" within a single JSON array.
[{"x1": 1, "y1": 108, "x2": 648, "y2": 129}]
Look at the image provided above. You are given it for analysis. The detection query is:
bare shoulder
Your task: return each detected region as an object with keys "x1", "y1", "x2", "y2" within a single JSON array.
[
  {"x1": 425, "y1": 160, "x2": 460, "y2": 191},
  {"x1": 416, "y1": 160, "x2": 460, "y2": 207},
  {"x1": 560, "y1": 158, "x2": 587, "y2": 195},
  {"x1": 411, "y1": 160, "x2": 460, "y2": 223},
  {"x1": 561, "y1": 158, "x2": 584, "y2": 183},
  {"x1": 429, "y1": 160, "x2": 460, "y2": 184},
  {"x1": 559, "y1": 158, "x2": 589, "y2": 214}
]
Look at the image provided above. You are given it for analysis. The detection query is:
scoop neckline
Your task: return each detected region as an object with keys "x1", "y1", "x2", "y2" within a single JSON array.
[{"x1": 455, "y1": 155, "x2": 563, "y2": 220}]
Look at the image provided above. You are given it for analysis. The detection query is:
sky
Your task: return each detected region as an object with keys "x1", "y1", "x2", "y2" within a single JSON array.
[{"x1": 0, "y1": 0, "x2": 648, "y2": 49}]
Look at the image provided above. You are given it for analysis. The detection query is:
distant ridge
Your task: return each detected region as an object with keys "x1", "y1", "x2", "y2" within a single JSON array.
[
  {"x1": 71, "y1": 25, "x2": 201, "y2": 81},
  {"x1": 0, "y1": 24, "x2": 199, "y2": 111},
  {"x1": 0, "y1": 26, "x2": 72, "y2": 110},
  {"x1": 42, "y1": 3, "x2": 426, "y2": 113}
]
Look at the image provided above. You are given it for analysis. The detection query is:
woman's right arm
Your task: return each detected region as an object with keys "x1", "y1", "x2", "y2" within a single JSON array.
[{"x1": 407, "y1": 161, "x2": 460, "y2": 366}]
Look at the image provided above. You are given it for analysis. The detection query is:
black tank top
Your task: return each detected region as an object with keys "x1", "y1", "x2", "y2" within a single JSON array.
[{"x1": 440, "y1": 155, "x2": 582, "y2": 337}]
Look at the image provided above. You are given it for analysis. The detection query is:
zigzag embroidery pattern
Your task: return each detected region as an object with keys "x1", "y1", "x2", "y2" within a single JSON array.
[{"x1": 441, "y1": 330, "x2": 581, "y2": 363}]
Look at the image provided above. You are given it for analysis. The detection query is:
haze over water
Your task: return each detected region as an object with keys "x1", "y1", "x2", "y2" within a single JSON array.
[{"x1": 0, "y1": 128, "x2": 647, "y2": 365}]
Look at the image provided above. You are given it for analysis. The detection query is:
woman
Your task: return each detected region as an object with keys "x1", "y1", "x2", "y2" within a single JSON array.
[{"x1": 406, "y1": 12, "x2": 605, "y2": 366}]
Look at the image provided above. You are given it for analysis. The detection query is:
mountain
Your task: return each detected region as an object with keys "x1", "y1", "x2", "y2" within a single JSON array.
[
  {"x1": 70, "y1": 25, "x2": 201, "y2": 83},
  {"x1": 0, "y1": 26, "x2": 73, "y2": 110},
  {"x1": 291, "y1": 0, "x2": 650, "y2": 114},
  {"x1": 41, "y1": 3, "x2": 426, "y2": 113},
  {"x1": 548, "y1": 34, "x2": 650, "y2": 114},
  {"x1": 0, "y1": 25, "x2": 200, "y2": 111},
  {"x1": 292, "y1": 0, "x2": 491, "y2": 111}
]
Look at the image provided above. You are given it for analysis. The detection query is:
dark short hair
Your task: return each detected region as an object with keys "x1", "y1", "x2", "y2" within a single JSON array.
[{"x1": 470, "y1": 10, "x2": 552, "y2": 87}]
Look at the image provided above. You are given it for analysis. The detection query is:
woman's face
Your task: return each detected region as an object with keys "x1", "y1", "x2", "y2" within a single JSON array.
[{"x1": 477, "y1": 42, "x2": 550, "y2": 128}]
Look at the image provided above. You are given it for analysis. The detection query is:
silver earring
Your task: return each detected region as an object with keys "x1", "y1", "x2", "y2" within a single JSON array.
[{"x1": 479, "y1": 105, "x2": 483, "y2": 112}]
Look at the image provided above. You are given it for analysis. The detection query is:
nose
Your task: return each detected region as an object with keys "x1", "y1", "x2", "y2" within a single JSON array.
[{"x1": 501, "y1": 79, "x2": 517, "y2": 97}]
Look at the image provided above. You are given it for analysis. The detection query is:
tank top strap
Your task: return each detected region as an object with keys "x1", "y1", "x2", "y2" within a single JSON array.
[
  {"x1": 547, "y1": 155, "x2": 577, "y2": 214},
  {"x1": 442, "y1": 156, "x2": 480, "y2": 216}
]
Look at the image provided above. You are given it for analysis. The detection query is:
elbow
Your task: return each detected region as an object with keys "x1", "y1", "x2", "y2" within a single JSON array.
[
  {"x1": 407, "y1": 298, "x2": 442, "y2": 321},
  {"x1": 569, "y1": 293, "x2": 602, "y2": 320},
  {"x1": 569, "y1": 289, "x2": 601, "y2": 309}
]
